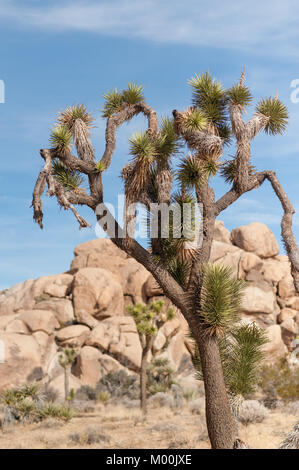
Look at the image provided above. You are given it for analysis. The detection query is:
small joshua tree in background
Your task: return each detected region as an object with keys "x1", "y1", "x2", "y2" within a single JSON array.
[
  {"x1": 192, "y1": 264, "x2": 268, "y2": 445},
  {"x1": 126, "y1": 300, "x2": 174, "y2": 416},
  {"x1": 58, "y1": 348, "x2": 77, "y2": 402}
]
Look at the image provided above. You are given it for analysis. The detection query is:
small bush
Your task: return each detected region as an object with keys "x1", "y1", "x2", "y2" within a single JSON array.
[
  {"x1": 279, "y1": 422, "x2": 299, "y2": 449},
  {"x1": 238, "y1": 400, "x2": 269, "y2": 425},
  {"x1": 183, "y1": 389, "x2": 198, "y2": 402},
  {"x1": 147, "y1": 358, "x2": 175, "y2": 395},
  {"x1": 96, "y1": 391, "x2": 110, "y2": 404},
  {"x1": 69, "y1": 427, "x2": 110, "y2": 446},
  {"x1": 258, "y1": 361, "x2": 299, "y2": 402},
  {"x1": 39, "y1": 402, "x2": 75, "y2": 421},
  {"x1": 96, "y1": 370, "x2": 139, "y2": 400},
  {"x1": 148, "y1": 392, "x2": 174, "y2": 408}
]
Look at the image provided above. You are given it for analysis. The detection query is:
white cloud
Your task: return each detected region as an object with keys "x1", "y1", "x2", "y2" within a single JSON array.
[{"x1": 0, "y1": 0, "x2": 299, "y2": 55}]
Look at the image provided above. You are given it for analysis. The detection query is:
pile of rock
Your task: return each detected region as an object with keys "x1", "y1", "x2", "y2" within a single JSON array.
[{"x1": 0, "y1": 221, "x2": 298, "y2": 396}]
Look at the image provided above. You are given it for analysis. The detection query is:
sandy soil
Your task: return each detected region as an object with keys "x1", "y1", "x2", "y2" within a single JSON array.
[{"x1": 0, "y1": 402, "x2": 297, "y2": 449}]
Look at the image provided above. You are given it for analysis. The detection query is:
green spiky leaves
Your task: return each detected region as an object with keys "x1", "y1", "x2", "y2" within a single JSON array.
[
  {"x1": 95, "y1": 160, "x2": 107, "y2": 172},
  {"x1": 52, "y1": 159, "x2": 84, "y2": 192},
  {"x1": 126, "y1": 300, "x2": 173, "y2": 337},
  {"x1": 58, "y1": 105, "x2": 94, "y2": 130},
  {"x1": 177, "y1": 155, "x2": 201, "y2": 189},
  {"x1": 122, "y1": 83, "x2": 144, "y2": 105},
  {"x1": 220, "y1": 324, "x2": 268, "y2": 396},
  {"x1": 200, "y1": 264, "x2": 245, "y2": 336},
  {"x1": 221, "y1": 158, "x2": 256, "y2": 185},
  {"x1": 102, "y1": 88, "x2": 124, "y2": 118},
  {"x1": 183, "y1": 108, "x2": 208, "y2": 132},
  {"x1": 102, "y1": 83, "x2": 144, "y2": 118},
  {"x1": 50, "y1": 125, "x2": 72, "y2": 154},
  {"x1": 256, "y1": 97, "x2": 288, "y2": 135},
  {"x1": 188, "y1": 72, "x2": 228, "y2": 127},
  {"x1": 129, "y1": 131, "x2": 156, "y2": 163},
  {"x1": 58, "y1": 348, "x2": 77, "y2": 368},
  {"x1": 227, "y1": 84, "x2": 253, "y2": 108},
  {"x1": 155, "y1": 117, "x2": 181, "y2": 160}
]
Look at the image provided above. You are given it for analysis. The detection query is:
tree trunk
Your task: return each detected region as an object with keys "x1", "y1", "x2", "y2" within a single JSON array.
[
  {"x1": 140, "y1": 349, "x2": 149, "y2": 417},
  {"x1": 195, "y1": 330, "x2": 235, "y2": 449},
  {"x1": 64, "y1": 366, "x2": 70, "y2": 402}
]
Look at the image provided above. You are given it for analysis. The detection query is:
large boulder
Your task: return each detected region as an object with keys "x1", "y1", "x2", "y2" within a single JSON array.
[
  {"x1": 262, "y1": 325, "x2": 288, "y2": 361},
  {"x1": 241, "y1": 281, "x2": 276, "y2": 314},
  {"x1": 214, "y1": 220, "x2": 232, "y2": 244},
  {"x1": 86, "y1": 316, "x2": 142, "y2": 371},
  {"x1": 72, "y1": 267, "x2": 124, "y2": 325},
  {"x1": 0, "y1": 274, "x2": 73, "y2": 317},
  {"x1": 33, "y1": 298, "x2": 74, "y2": 326},
  {"x1": 0, "y1": 333, "x2": 43, "y2": 389},
  {"x1": 55, "y1": 324, "x2": 90, "y2": 347},
  {"x1": 231, "y1": 222, "x2": 279, "y2": 258},
  {"x1": 19, "y1": 310, "x2": 59, "y2": 335}
]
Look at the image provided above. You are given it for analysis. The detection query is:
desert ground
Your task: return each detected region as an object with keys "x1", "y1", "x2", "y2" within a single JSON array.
[{"x1": 0, "y1": 401, "x2": 297, "y2": 450}]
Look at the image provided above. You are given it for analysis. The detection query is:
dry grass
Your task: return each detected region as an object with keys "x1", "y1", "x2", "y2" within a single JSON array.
[{"x1": 0, "y1": 402, "x2": 297, "y2": 449}]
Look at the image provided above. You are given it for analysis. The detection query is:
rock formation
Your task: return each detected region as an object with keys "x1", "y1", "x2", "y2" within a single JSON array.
[{"x1": 0, "y1": 221, "x2": 298, "y2": 396}]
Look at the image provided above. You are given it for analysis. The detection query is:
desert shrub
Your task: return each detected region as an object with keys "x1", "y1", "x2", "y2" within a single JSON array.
[
  {"x1": 148, "y1": 392, "x2": 174, "y2": 408},
  {"x1": 69, "y1": 427, "x2": 110, "y2": 445},
  {"x1": 96, "y1": 370, "x2": 139, "y2": 400},
  {"x1": 147, "y1": 358, "x2": 176, "y2": 395},
  {"x1": 238, "y1": 400, "x2": 269, "y2": 425},
  {"x1": 279, "y1": 422, "x2": 299, "y2": 449},
  {"x1": 258, "y1": 360, "x2": 299, "y2": 402},
  {"x1": 183, "y1": 389, "x2": 198, "y2": 402},
  {"x1": 0, "y1": 383, "x2": 74, "y2": 424},
  {"x1": 75, "y1": 385, "x2": 97, "y2": 401},
  {"x1": 96, "y1": 391, "x2": 110, "y2": 404},
  {"x1": 39, "y1": 402, "x2": 75, "y2": 421}
]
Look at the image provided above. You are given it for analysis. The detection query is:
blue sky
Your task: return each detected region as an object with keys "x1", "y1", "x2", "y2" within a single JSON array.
[{"x1": 0, "y1": 0, "x2": 299, "y2": 289}]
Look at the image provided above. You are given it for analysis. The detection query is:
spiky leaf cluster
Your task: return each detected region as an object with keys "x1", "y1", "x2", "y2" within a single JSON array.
[
  {"x1": 220, "y1": 324, "x2": 268, "y2": 396},
  {"x1": 200, "y1": 264, "x2": 245, "y2": 336},
  {"x1": 95, "y1": 160, "x2": 107, "y2": 172},
  {"x1": 227, "y1": 84, "x2": 253, "y2": 108},
  {"x1": 52, "y1": 159, "x2": 84, "y2": 191},
  {"x1": 256, "y1": 97, "x2": 288, "y2": 135},
  {"x1": 126, "y1": 300, "x2": 174, "y2": 337},
  {"x1": 177, "y1": 154, "x2": 201, "y2": 189},
  {"x1": 129, "y1": 131, "x2": 156, "y2": 162},
  {"x1": 122, "y1": 83, "x2": 144, "y2": 105},
  {"x1": 166, "y1": 258, "x2": 191, "y2": 288},
  {"x1": 201, "y1": 158, "x2": 221, "y2": 179},
  {"x1": 188, "y1": 72, "x2": 228, "y2": 127},
  {"x1": 159, "y1": 191, "x2": 199, "y2": 263},
  {"x1": 155, "y1": 117, "x2": 181, "y2": 160},
  {"x1": 50, "y1": 125, "x2": 72, "y2": 153},
  {"x1": 220, "y1": 158, "x2": 256, "y2": 185},
  {"x1": 192, "y1": 323, "x2": 268, "y2": 398},
  {"x1": 58, "y1": 348, "x2": 77, "y2": 368},
  {"x1": 102, "y1": 83, "x2": 144, "y2": 118},
  {"x1": 58, "y1": 105, "x2": 94, "y2": 130}
]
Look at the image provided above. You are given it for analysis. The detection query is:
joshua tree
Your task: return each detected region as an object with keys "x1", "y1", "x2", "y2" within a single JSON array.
[
  {"x1": 58, "y1": 348, "x2": 77, "y2": 401},
  {"x1": 32, "y1": 71, "x2": 299, "y2": 448},
  {"x1": 126, "y1": 300, "x2": 174, "y2": 417}
]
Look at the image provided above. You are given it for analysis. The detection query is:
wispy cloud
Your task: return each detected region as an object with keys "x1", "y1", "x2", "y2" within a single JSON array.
[{"x1": 0, "y1": 0, "x2": 299, "y2": 55}]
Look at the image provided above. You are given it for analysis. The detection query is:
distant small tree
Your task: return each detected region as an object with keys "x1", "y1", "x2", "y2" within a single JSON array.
[
  {"x1": 58, "y1": 348, "x2": 77, "y2": 402},
  {"x1": 126, "y1": 300, "x2": 174, "y2": 416}
]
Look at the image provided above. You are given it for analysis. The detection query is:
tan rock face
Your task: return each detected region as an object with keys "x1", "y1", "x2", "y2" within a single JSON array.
[
  {"x1": 278, "y1": 308, "x2": 297, "y2": 324},
  {"x1": 280, "y1": 318, "x2": 298, "y2": 348},
  {"x1": 47, "y1": 373, "x2": 82, "y2": 400},
  {"x1": 262, "y1": 325, "x2": 288, "y2": 362},
  {"x1": 86, "y1": 316, "x2": 142, "y2": 371},
  {"x1": 214, "y1": 220, "x2": 231, "y2": 244},
  {"x1": 20, "y1": 310, "x2": 59, "y2": 335},
  {"x1": 55, "y1": 325, "x2": 90, "y2": 347},
  {"x1": 143, "y1": 275, "x2": 163, "y2": 299},
  {"x1": 34, "y1": 298, "x2": 74, "y2": 325},
  {"x1": 74, "y1": 346, "x2": 102, "y2": 387},
  {"x1": 73, "y1": 268, "x2": 124, "y2": 322},
  {"x1": 5, "y1": 319, "x2": 30, "y2": 335},
  {"x1": 278, "y1": 275, "x2": 296, "y2": 299},
  {"x1": 242, "y1": 281, "x2": 276, "y2": 314},
  {"x1": 0, "y1": 333, "x2": 42, "y2": 389},
  {"x1": 231, "y1": 222, "x2": 279, "y2": 258}
]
